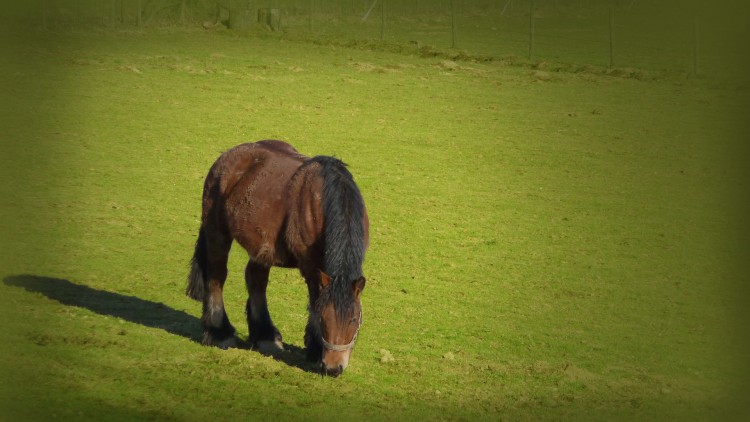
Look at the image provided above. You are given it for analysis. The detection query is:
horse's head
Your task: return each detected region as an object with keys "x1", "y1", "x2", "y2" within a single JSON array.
[{"x1": 317, "y1": 272, "x2": 366, "y2": 377}]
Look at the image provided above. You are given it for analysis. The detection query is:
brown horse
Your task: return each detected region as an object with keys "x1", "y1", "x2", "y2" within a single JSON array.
[{"x1": 186, "y1": 140, "x2": 368, "y2": 377}]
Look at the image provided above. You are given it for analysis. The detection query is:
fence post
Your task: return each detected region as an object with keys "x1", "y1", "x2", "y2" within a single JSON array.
[
  {"x1": 110, "y1": 0, "x2": 116, "y2": 27},
  {"x1": 451, "y1": 0, "x2": 456, "y2": 48},
  {"x1": 528, "y1": 0, "x2": 535, "y2": 59},
  {"x1": 228, "y1": 0, "x2": 234, "y2": 28},
  {"x1": 692, "y1": 2, "x2": 699, "y2": 75},
  {"x1": 380, "y1": 0, "x2": 385, "y2": 40},
  {"x1": 41, "y1": 0, "x2": 48, "y2": 29},
  {"x1": 609, "y1": 1, "x2": 615, "y2": 67}
]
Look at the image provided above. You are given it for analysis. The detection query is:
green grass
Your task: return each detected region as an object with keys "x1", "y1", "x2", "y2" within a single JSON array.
[{"x1": 1, "y1": 24, "x2": 749, "y2": 420}]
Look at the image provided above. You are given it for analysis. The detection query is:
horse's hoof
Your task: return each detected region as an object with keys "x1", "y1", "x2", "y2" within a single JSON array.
[
  {"x1": 216, "y1": 336, "x2": 238, "y2": 350},
  {"x1": 256, "y1": 339, "x2": 284, "y2": 354}
]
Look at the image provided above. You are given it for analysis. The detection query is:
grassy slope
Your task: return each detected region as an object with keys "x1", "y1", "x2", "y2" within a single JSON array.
[{"x1": 1, "y1": 27, "x2": 748, "y2": 420}]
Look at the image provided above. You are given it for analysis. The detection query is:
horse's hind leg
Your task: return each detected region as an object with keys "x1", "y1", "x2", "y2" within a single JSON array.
[
  {"x1": 201, "y1": 232, "x2": 236, "y2": 348},
  {"x1": 245, "y1": 261, "x2": 283, "y2": 353}
]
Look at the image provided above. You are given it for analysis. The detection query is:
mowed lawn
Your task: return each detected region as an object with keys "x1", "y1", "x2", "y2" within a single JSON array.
[{"x1": 1, "y1": 27, "x2": 748, "y2": 420}]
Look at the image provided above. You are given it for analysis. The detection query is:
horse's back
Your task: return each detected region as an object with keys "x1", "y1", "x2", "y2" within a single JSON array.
[{"x1": 202, "y1": 140, "x2": 308, "y2": 267}]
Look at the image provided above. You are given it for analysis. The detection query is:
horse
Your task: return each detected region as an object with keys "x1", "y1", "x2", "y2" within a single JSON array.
[{"x1": 186, "y1": 140, "x2": 369, "y2": 377}]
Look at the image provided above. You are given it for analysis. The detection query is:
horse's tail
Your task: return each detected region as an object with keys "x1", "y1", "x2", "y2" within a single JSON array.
[{"x1": 186, "y1": 227, "x2": 208, "y2": 301}]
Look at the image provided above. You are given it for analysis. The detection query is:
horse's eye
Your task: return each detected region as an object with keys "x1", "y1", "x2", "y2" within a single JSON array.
[{"x1": 351, "y1": 317, "x2": 358, "y2": 324}]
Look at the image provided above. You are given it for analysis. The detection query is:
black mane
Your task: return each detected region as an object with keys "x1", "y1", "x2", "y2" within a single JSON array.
[{"x1": 310, "y1": 156, "x2": 366, "y2": 315}]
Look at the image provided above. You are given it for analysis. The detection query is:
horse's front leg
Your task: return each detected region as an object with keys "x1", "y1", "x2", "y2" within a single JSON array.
[
  {"x1": 303, "y1": 274, "x2": 323, "y2": 362},
  {"x1": 245, "y1": 261, "x2": 283, "y2": 353}
]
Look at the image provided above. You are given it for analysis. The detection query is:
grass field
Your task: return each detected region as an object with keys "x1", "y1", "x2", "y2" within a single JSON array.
[{"x1": 1, "y1": 21, "x2": 749, "y2": 421}]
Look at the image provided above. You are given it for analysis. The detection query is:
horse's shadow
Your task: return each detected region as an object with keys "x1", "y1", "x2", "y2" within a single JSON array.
[{"x1": 3, "y1": 275, "x2": 317, "y2": 374}]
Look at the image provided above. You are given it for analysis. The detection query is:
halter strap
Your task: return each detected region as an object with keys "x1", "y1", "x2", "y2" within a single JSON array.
[{"x1": 321, "y1": 308, "x2": 362, "y2": 352}]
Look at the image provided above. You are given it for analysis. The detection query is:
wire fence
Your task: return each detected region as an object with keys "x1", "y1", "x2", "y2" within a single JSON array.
[{"x1": 18, "y1": 0, "x2": 748, "y2": 79}]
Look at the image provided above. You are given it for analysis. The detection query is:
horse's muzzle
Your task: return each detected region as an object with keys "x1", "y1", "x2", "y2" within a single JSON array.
[{"x1": 321, "y1": 363, "x2": 344, "y2": 378}]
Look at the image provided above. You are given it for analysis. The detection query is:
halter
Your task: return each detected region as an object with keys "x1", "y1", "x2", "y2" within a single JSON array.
[{"x1": 320, "y1": 307, "x2": 362, "y2": 352}]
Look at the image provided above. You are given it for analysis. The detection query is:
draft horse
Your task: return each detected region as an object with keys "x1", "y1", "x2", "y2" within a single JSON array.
[{"x1": 186, "y1": 140, "x2": 368, "y2": 377}]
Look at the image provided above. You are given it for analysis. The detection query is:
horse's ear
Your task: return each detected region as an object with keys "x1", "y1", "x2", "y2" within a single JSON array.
[
  {"x1": 319, "y1": 271, "x2": 331, "y2": 288},
  {"x1": 353, "y1": 277, "x2": 366, "y2": 298}
]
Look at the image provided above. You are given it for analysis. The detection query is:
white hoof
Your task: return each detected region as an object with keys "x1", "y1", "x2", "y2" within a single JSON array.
[{"x1": 257, "y1": 339, "x2": 284, "y2": 354}]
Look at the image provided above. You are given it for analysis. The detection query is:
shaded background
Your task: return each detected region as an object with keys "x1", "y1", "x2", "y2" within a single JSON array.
[{"x1": 2, "y1": 0, "x2": 749, "y2": 420}]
